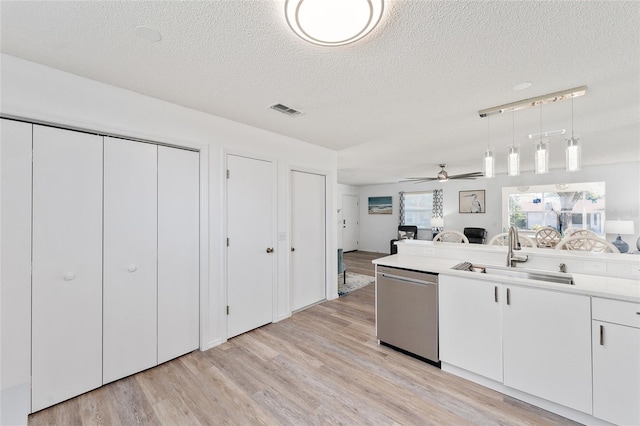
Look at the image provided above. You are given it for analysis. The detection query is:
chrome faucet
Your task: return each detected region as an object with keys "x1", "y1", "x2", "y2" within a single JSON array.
[{"x1": 507, "y1": 225, "x2": 529, "y2": 267}]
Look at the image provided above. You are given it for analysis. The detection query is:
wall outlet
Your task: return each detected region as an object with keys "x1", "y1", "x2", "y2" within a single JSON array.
[{"x1": 424, "y1": 247, "x2": 434, "y2": 254}]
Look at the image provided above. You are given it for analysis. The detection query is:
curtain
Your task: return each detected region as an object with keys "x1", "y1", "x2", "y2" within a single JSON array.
[
  {"x1": 398, "y1": 191, "x2": 405, "y2": 226},
  {"x1": 431, "y1": 189, "x2": 443, "y2": 235}
]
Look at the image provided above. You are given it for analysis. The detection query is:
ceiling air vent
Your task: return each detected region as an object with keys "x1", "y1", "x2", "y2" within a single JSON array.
[{"x1": 269, "y1": 103, "x2": 303, "y2": 117}]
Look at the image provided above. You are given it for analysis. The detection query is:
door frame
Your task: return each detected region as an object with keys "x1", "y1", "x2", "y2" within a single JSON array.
[
  {"x1": 288, "y1": 165, "x2": 335, "y2": 312},
  {"x1": 223, "y1": 150, "x2": 278, "y2": 340}
]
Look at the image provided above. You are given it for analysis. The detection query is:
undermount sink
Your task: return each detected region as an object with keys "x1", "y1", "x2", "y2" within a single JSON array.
[{"x1": 452, "y1": 262, "x2": 575, "y2": 285}]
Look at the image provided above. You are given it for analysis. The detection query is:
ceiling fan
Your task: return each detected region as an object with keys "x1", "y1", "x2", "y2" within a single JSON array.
[{"x1": 403, "y1": 164, "x2": 484, "y2": 183}]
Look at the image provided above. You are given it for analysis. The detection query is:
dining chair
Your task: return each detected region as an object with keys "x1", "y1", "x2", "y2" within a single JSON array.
[{"x1": 433, "y1": 230, "x2": 469, "y2": 243}]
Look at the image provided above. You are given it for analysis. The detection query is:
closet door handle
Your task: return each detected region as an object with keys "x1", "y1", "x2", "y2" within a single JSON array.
[{"x1": 600, "y1": 325, "x2": 604, "y2": 346}]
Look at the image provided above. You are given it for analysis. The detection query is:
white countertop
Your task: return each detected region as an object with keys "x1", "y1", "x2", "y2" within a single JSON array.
[{"x1": 373, "y1": 254, "x2": 640, "y2": 303}]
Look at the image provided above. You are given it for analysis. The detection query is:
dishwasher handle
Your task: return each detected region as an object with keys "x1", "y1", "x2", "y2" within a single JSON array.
[{"x1": 379, "y1": 272, "x2": 437, "y2": 286}]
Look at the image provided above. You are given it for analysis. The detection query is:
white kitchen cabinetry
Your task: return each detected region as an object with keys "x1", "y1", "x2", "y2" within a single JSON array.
[
  {"x1": 31, "y1": 126, "x2": 104, "y2": 412},
  {"x1": 440, "y1": 274, "x2": 592, "y2": 415},
  {"x1": 103, "y1": 137, "x2": 158, "y2": 384},
  {"x1": 592, "y1": 298, "x2": 640, "y2": 425},
  {"x1": 157, "y1": 146, "x2": 200, "y2": 363},
  {"x1": 438, "y1": 275, "x2": 503, "y2": 382},
  {"x1": 502, "y1": 286, "x2": 592, "y2": 414}
]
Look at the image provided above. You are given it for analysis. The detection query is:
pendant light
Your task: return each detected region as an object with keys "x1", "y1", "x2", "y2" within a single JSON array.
[
  {"x1": 484, "y1": 116, "x2": 495, "y2": 178},
  {"x1": 507, "y1": 109, "x2": 520, "y2": 176},
  {"x1": 534, "y1": 103, "x2": 549, "y2": 174},
  {"x1": 566, "y1": 96, "x2": 582, "y2": 171}
]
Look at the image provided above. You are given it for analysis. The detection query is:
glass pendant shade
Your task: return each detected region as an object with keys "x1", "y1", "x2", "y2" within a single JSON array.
[
  {"x1": 484, "y1": 148, "x2": 495, "y2": 178},
  {"x1": 566, "y1": 137, "x2": 581, "y2": 171},
  {"x1": 507, "y1": 145, "x2": 520, "y2": 176},
  {"x1": 534, "y1": 140, "x2": 549, "y2": 174}
]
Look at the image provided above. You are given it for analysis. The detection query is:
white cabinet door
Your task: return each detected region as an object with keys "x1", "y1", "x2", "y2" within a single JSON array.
[
  {"x1": 1, "y1": 119, "x2": 32, "y2": 424},
  {"x1": 438, "y1": 275, "x2": 503, "y2": 382},
  {"x1": 31, "y1": 126, "x2": 103, "y2": 412},
  {"x1": 227, "y1": 154, "x2": 275, "y2": 338},
  {"x1": 592, "y1": 321, "x2": 640, "y2": 425},
  {"x1": 157, "y1": 146, "x2": 200, "y2": 363},
  {"x1": 503, "y1": 286, "x2": 592, "y2": 414},
  {"x1": 103, "y1": 137, "x2": 158, "y2": 383},
  {"x1": 291, "y1": 170, "x2": 326, "y2": 311}
]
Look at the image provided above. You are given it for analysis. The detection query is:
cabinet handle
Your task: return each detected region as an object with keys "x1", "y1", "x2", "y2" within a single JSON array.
[
  {"x1": 506, "y1": 288, "x2": 511, "y2": 305},
  {"x1": 127, "y1": 264, "x2": 138, "y2": 273},
  {"x1": 636, "y1": 312, "x2": 640, "y2": 315},
  {"x1": 266, "y1": 247, "x2": 274, "y2": 253},
  {"x1": 600, "y1": 325, "x2": 604, "y2": 346},
  {"x1": 494, "y1": 286, "x2": 498, "y2": 303},
  {"x1": 291, "y1": 247, "x2": 295, "y2": 252},
  {"x1": 63, "y1": 272, "x2": 76, "y2": 281}
]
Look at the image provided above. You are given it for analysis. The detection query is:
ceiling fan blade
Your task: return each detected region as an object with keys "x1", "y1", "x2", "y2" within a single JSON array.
[
  {"x1": 450, "y1": 172, "x2": 484, "y2": 179},
  {"x1": 401, "y1": 177, "x2": 438, "y2": 183}
]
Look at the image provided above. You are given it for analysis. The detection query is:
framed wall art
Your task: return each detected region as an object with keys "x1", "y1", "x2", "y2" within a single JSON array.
[
  {"x1": 368, "y1": 196, "x2": 392, "y2": 214},
  {"x1": 459, "y1": 190, "x2": 485, "y2": 213}
]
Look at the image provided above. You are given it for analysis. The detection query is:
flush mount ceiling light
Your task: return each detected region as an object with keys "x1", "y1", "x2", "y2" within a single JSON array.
[{"x1": 285, "y1": 0, "x2": 384, "y2": 46}]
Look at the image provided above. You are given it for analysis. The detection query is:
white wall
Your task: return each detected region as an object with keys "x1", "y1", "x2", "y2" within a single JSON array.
[
  {"x1": 0, "y1": 53, "x2": 338, "y2": 419},
  {"x1": 356, "y1": 162, "x2": 640, "y2": 254}
]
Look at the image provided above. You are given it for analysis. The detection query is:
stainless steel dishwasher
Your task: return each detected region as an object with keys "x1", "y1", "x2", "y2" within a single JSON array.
[{"x1": 376, "y1": 265, "x2": 439, "y2": 366}]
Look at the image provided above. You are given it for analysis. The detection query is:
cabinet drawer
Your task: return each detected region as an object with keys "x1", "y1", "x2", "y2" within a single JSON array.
[{"x1": 592, "y1": 297, "x2": 640, "y2": 328}]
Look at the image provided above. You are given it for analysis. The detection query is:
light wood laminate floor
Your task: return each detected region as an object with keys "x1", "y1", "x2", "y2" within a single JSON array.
[
  {"x1": 29, "y1": 284, "x2": 576, "y2": 425},
  {"x1": 343, "y1": 250, "x2": 383, "y2": 277}
]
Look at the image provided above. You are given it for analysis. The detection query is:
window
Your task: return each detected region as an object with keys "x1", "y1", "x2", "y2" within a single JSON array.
[
  {"x1": 401, "y1": 192, "x2": 433, "y2": 229},
  {"x1": 503, "y1": 182, "x2": 605, "y2": 236}
]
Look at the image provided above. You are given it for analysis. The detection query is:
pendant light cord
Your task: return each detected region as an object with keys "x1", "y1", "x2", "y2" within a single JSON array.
[{"x1": 571, "y1": 96, "x2": 574, "y2": 139}]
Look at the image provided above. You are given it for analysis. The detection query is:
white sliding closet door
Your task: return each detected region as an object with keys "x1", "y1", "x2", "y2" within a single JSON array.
[
  {"x1": 157, "y1": 146, "x2": 199, "y2": 363},
  {"x1": 1, "y1": 119, "x2": 32, "y2": 424},
  {"x1": 291, "y1": 170, "x2": 326, "y2": 311},
  {"x1": 31, "y1": 126, "x2": 103, "y2": 412},
  {"x1": 103, "y1": 137, "x2": 158, "y2": 384}
]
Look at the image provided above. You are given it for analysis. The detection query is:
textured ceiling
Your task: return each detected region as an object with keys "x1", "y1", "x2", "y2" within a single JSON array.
[{"x1": 1, "y1": 1, "x2": 638, "y2": 185}]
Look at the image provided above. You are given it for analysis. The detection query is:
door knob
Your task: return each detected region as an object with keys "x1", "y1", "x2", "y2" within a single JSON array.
[
  {"x1": 266, "y1": 247, "x2": 274, "y2": 253},
  {"x1": 63, "y1": 272, "x2": 76, "y2": 281},
  {"x1": 127, "y1": 264, "x2": 138, "y2": 273},
  {"x1": 291, "y1": 247, "x2": 295, "y2": 252}
]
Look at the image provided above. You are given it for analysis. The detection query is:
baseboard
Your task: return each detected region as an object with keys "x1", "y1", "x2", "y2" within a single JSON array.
[{"x1": 441, "y1": 363, "x2": 612, "y2": 426}]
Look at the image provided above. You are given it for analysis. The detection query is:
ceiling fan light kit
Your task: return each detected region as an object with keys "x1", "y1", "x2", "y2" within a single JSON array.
[{"x1": 479, "y1": 86, "x2": 585, "y2": 176}]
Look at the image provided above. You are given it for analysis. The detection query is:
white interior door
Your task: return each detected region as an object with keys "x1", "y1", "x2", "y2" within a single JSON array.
[
  {"x1": 291, "y1": 170, "x2": 326, "y2": 311},
  {"x1": 103, "y1": 137, "x2": 158, "y2": 384},
  {"x1": 227, "y1": 154, "x2": 274, "y2": 338},
  {"x1": 342, "y1": 195, "x2": 359, "y2": 252},
  {"x1": 157, "y1": 146, "x2": 200, "y2": 364},
  {"x1": 32, "y1": 126, "x2": 103, "y2": 412}
]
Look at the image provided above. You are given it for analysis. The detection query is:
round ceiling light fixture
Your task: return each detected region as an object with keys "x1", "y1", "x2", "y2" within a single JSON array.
[{"x1": 285, "y1": 0, "x2": 384, "y2": 46}]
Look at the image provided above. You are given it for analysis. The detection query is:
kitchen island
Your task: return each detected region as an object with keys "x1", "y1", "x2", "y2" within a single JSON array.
[{"x1": 373, "y1": 240, "x2": 640, "y2": 426}]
